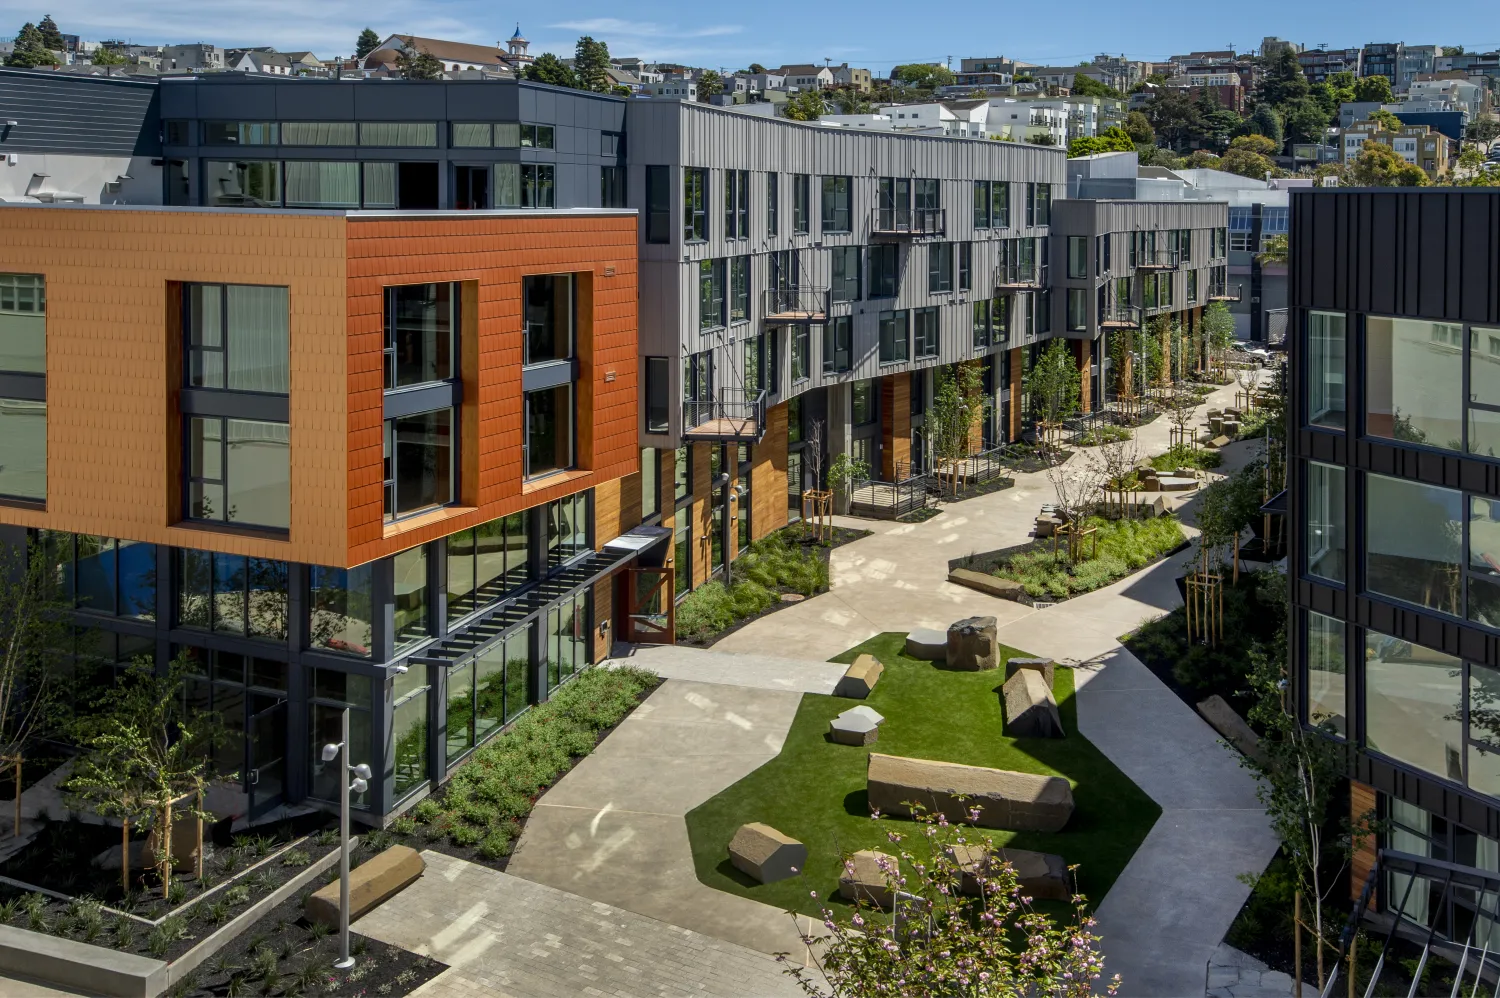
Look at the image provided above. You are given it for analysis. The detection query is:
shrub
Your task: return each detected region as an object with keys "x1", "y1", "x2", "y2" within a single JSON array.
[
  {"x1": 1073, "y1": 425, "x2": 1130, "y2": 447},
  {"x1": 993, "y1": 516, "x2": 1185, "y2": 599},
  {"x1": 477, "y1": 829, "x2": 513, "y2": 860},
  {"x1": 676, "y1": 581, "x2": 735, "y2": 638},
  {"x1": 1149, "y1": 444, "x2": 1221, "y2": 472}
]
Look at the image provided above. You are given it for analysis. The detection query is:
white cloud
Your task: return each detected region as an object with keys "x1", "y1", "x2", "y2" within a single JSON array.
[{"x1": 546, "y1": 18, "x2": 742, "y2": 40}]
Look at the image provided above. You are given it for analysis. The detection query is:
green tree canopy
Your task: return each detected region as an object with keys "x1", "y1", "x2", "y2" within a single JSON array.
[
  {"x1": 1244, "y1": 104, "x2": 1284, "y2": 150},
  {"x1": 355, "y1": 27, "x2": 380, "y2": 59},
  {"x1": 1467, "y1": 117, "x2": 1500, "y2": 149},
  {"x1": 1280, "y1": 96, "x2": 1333, "y2": 145},
  {"x1": 1220, "y1": 147, "x2": 1276, "y2": 179},
  {"x1": 697, "y1": 69, "x2": 723, "y2": 102},
  {"x1": 1025, "y1": 340, "x2": 1081, "y2": 427},
  {"x1": 1145, "y1": 91, "x2": 1201, "y2": 150},
  {"x1": 1068, "y1": 126, "x2": 1135, "y2": 158},
  {"x1": 1123, "y1": 109, "x2": 1155, "y2": 144},
  {"x1": 1183, "y1": 148, "x2": 1223, "y2": 169},
  {"x1": 1352, "y1": 75, "x2": 1394, "y2": 103},
  {"x1": 747, "y1": 62, "x2": 766, "y2": 74},
  {"x1": 526, "y1": 52, "x2": 578, "y2": 89},
  {"x1": 37, "y1": 14, "x2": 64, "y2": 51},
  {"x1": 574, "y1": 35, "x2": 612, "y2": 93},
  {"x1": 1344, "y1": 141, "x2": 1428, "y2": 187},
  {"x1": 396, "y1": 45, "x2": 443, "y2": 80},
  {"x1": 830, "y1": 86, "x2": 871, "y2": 115},
  {"x1": 782, "y1": 89, "x2": 825, "y2": 121},
  {"x1": 6, "y1": 23, "x2": 56, "y2": 68},
  {"x1": 1070, "y1": 73, "x2": 1124, "y2": 99},
  {"x1": 892, "y1": 63, "x2": 954, "y2": 90},
  {"x1": 89, "y1": 45, "x2": 125, "y2": 66},
  {"x1": 1255, "y1": 47, "x2": 1309, "y2": 107},
  {"x1": 1366, "y1": 108, "x2": 1403, "y2": 131}
]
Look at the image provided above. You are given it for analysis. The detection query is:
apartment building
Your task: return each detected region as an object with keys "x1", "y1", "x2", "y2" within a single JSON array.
[
  {"x1": 0, "y1": 203, "x2": 643, "y2": 823},
  {"x1": 1299, "y1": 47, "x2": 1364, "y2": 84},
  {"x1": 1287, "y1": 187, "x2": 1500, "y2": 949},
  {"x1": 1338, "y1": 120, "x2": 1451, "y2": 178}
]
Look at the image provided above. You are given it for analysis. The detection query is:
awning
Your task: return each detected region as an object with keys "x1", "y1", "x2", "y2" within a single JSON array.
[
  {"x1": 1260, "y1": 489, "x2": 1287, "y2": 516},
  {"x1": 604, "y1": 525, "x2": 671, "y2": 554}
]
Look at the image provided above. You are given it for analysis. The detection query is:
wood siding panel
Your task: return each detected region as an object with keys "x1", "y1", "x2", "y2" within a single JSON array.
[
  {"x1": 752, "y1": 403, "x2": 789, "y2": 539},
  {"x1": 880, "y1": 375, "x2": 910, "y2": 480},
  {"x1": 1351, "y1": 781, "x2": 1377, "y2": 906}
]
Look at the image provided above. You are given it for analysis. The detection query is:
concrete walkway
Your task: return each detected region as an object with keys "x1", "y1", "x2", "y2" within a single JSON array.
[
  {"x1": 356, "y1": 850, "x2": 803, "y2": 998},
  {"x1": 608, "y1": 643, "x2": 846, "y2": 694},
  {"x1": 506, "y1": 678, "x2": 816, "y2": 958}
]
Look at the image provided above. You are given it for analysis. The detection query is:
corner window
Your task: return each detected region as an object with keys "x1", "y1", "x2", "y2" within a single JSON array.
[
  {"x1": 523, "y1": 275, "x2": 574, "y2": 366},
  {"x1": 520, "y1": 124, "x2": 555, "y2": 149},
  {"x1": 525, "y1": 385, "x2": 574, "y2": 479},
  {"x1": 1067, "y1": 288, "x2": 1088, "y2": 331},
  {"x1": 384, "y1": 409, "x2": 454, "y2": 520},
  {"x1": 393, "y1": 544, "x2": 430, "y2": 651},
  {"x1": 1366, "y1": 316, "x2": 1464, "y2": 450},
  {"x1": 309, "y1": 564, "x2": 374, "y2": 657},
  {"x1": 1306, "y1": 462, "x2": 1346, "y2": 584},
  {"x1": 684, "y1": 168, "x2": 708, "y2": 242},
  {"x1": 1365, "y1": 473, "x2": 1461, "y2": 617},
  {"x1": 1308, "y1": 310, "x2": 1346, "y2": 430},
  {"x1": 880, "y1": 310, "x2": 909, "y2": 364},
  {"x1": 1304, "y1": 612, "x2": 1346, "y2": 737},
  {"x1": 822, "y1": 317, "x2": 852, "y2": 375},
  {"x1": 1364, "y1": 631, "x2": 1461, "y2": 780},
  {"x1": 820, "y1": 176, "x2": 851, "y2": 233},
  {"x1": 1470, "y1": 326, "x2": 1500, "y2": 460},
  {"x1": 646, "y1": 165, "x2": 671, "y2": 243},
  {"x1": 521, "y1": 165, "x2": 554, "y2": 207},
  {"x1": 186, "y1": 416, "x2": 290, "y2": 529},
  {"x1": 385, "y1": 283, "x2": 455, "y2": 389}
]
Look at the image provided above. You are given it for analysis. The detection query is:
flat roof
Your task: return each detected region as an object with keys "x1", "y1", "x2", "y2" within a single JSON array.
[{"x1": 0, "y1": 203, "x2": 637, "y2": 218}]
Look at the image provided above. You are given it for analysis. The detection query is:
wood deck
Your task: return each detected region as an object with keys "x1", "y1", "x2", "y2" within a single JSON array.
[{"x1": 683, "y1": 416, "x2": 760, "y2": 441}]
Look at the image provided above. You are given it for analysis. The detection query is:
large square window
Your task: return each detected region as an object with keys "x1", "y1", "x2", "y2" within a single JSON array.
[
  {"x1": 384, "y1": 409, "x2": 453, "y2": 520},
  {"x1": 1366, "y1": 315, "x2": 1462, "y2": 450},
  {"x1": 1365, "y1": 631, "x2": 1462, "y2": 782},
  {"x1": 1308, "y1": 312, "x2": 1347, "y2": 429},
  {"x1": 1305, "y1": 612, "x2": 1346, "y2": 737},
  {"x1": 1306, "y1": 461, "x2": 1345, "y2": 584},
  {"x1": 187, "y1": 416, "x2": 290, "y2": 529},
  {"x1": 309, "y1": 564, "x2": 373, "y2": 657},
  {"x1": 204, "y1": 161, "x2": 281, "y2": 208},
  {"x1": 385, "y1": 283, "x2": 455, "y2": 389},
  {"x1": 526, "y1": 385, "x2": 574, "y2": 479},
  {"x1": 0, "y1": 273, "x2": 46, "y2": 374},
  {"x1": 1365, "y1": 473, "x2": 1463, "y2": 616},
  {"x1": 523, "y1": 275, "x2": 573, "y2": 366},
  {"x1": 187, "y1": 284, "x2": 290, "y2": 394},
  {"x1": 0, "y1": 398, "x2": 45, "y2": 501}
]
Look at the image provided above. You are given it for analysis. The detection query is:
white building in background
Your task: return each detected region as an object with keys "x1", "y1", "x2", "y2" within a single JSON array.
[
  {"x1": 1408, "y1": 78, "x2": 1485, "y2": 118},
  {"x1": 650, "y1": 80, "x2": 697, "y2": 100}
]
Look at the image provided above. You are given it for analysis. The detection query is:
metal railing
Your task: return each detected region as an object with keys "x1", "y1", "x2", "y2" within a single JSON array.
[
  {"x1": 871, "y1": 206, "x2": 945, "y2": 236},
  {"x1": 682, "y1": 388, "x2": 768, "y2": 442},
  {"x1": 1264, "y1": 307, "x2": 1289, "y2": 347},
  {"x1": 994, "y1": 258, "x2": 1042, "y2": 291},
  {"x1": 1100, "y1": 301, "x2": 1141, "y2": 327},
  {"x1": 848, "y1": 469, "x2": 930, "y2": 519},
  {"x1": 1207, "y1": 281, "x2": 1243, "y2": 302},
  {"x1": 762, "y1": 286, "x2": 830, "y2": 323},
  {"x1": 1133, "y1": 247, "x2": 1181, "y2": 270}
]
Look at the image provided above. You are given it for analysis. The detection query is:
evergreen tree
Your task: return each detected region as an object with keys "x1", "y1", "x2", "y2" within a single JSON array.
[
  {"x1": 573, "y1": 35, "x2": 612, "y2": 93},
  {"x1": 1255, "y1": 47, "x2": 1309, "y2": 107},
  {"x1": 1352, "y1": 75, "x2": 1394, "y2": 103},
  {"x1": 37, "y1": 14, "x2": 64, "y2": 52},
  {"x1": 525, "y1": 52, "x2": 577, "y2": 89},
  {"x1": 395, "y1": 45, "x2": 443, "y2": 80},
  {"x1": 6, "y1": 23, "x2": 54, "y2": 68},
  {"x1": 1245, "y1": 104, "x2": 1285, "y2": 150},
  {"x1": 355, "y1": 27, "x2": 380, "y2": 60}
]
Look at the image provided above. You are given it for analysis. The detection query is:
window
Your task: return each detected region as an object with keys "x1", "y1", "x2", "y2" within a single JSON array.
[
  {"x1": 990, "y1": 296, "x2": 1009, "y2": 342},
  {"x1": 601, "y1": 165, "x2": 626, "y2": 208},
  {"x1": 1066, "y1": 288, "x2": 1088, "y2": 332},
  {"x1": 1366, "y1": 316, "x2": 1461, "y2": 450},
  {"x1": 880, "y1": 310, "x2": 909, "y2": 364},
  {"x1": 877, "y1": 177, "x2": 910, "y2": 230},
  {"x1": 698, "y1": 259, "x2": 726, "y2": 330},
  {"x1": 646, "y1": 166, "x2": 671, "y2": 243},
  {"x1": 1366, "y1": 474, "x2": 1462, "y2": 617},
  {"x1": 1026, "y1": 183, "x2": 1051, "y2": 226},
  {"x1": 1229, "y1": 232, "x2": 1253, "y2": 252},
  {"x1": 393, "y1": 544, "x2": 429, "y2": 651},
  {"x1": 186, "y1": 417, "x2": 290, "y2": 529},
  {"x1": 360, "y1": 122, "x2": 438, "y2": 147},
  {"x1": 176, "y1": 549, "x2": 288, "y2": 640},
  {"x1": 729, "y1": 258, "x2": 750, "y2": 323},
  {"x1": 1365, "y1": 631, "x2": 1461, "y2": 780},
  {"x1": 973, "y1": 299, "x2": 992, "y2": 349},
  {"x1": 1187, "y1": 269, "x2": 1198, "y2": 303},
  {"x1": 385, "y1": 283, "x2": 455, "y2": 388},
  {"x1": 674, "y1": 445, "x2": 691, "y2": 503},
  {"x1": 1471, "y1": 327, "x2": 1500, "y2": 459},
  {"x1": 914, "y1": 307, "x2": 939, "y2": 358},
  {"x1": 1308, "y1": 311, "x2": 1347, "y2": 430},
  {"x1": 38, "y1": 530, "x2": 156, "y2": 619},
  {"x1": 1068, "y1": 236, "x2": 1088, "y2": 279},
  {"x1": 205, "y1": 161, "x2": 281, "y2": 207},
  {"x1": 520, "y1": 124, "x2": 555, "y2": 148},
  {"x1": 973, "y1": 181, "x2": 991, "y2": 228},
  {"x1": 645, "y1": 357, "x2": 670, "y2": 433},
  {"x1": 684, "y1": 168, "x2": 708, "y2": 242},
  {"x1": 1305, "y1": 612, "x2": 1346, "y2": 737},
  {"x1": 203, "y1": 122, "x2": 278, "y2": 145},
  {"x1": 452, "y1": 123, "x2": 492, "y2": 148},
  {"x1": 831, "y1": 247, "x2": 862, "y2": 303},
  {"x1": 928, "y1": 244, "x2": 953, "y2": 294},
  {"x1": 823, "y1": 317, "x2": 852, "y2": 374},
  {"x1": 743, "y1": 334, "x2": 763, "y2": 394},
  {"x1": 1306, "y1": 462, "x2": 1346, "y2": 584},
  {"x1": 853, "y1": 379, "x2": 875, "y2": 426},
  {"x1": 284, "y1": 161, "x2": 360, "y2": 207},
  {"x1": 521, "y1": 165, "x2": 554, "y2": 207},
  {"x1": 1035, "y1": 289, "x2": 1052, "y2": 335},
  {"x1": 869, "y1": 245, "x2": 899, "y2": 298},
  {"x1": 385, "y1": 408, "x2": 454, "y2": 519},
  {"x1": 958, "y1": 243, "x2": 971, "y2": 292},
  {"x1": 788, "y1": 396, "x2": 803, "y2": 444},
  {"x1": 725, "y1": 169, "x2": 750, "y2": 239},
  {"x1": 447, "y1": 512, "x2": 530, "y2": 622},
  {"x1": 546, "y1": 492, "x2": 588, "y2": 569},
  {"x1": 642, "y1": 448, "x2": 660, "y2": 518},
  {"x1": 674, "y1": 512, "x2": 690, "y2": 596},
  {"x1": 992, "y1": 182, "x2": 1009, "y2": 228},
  {"x1": 821, "y1": 176, "x2": 851, "y2": 232},
  {"x1": 309, "y1": 564, "x2": 374, "y2": 657},
  {"x1": 766, "y1": 172, "x2": 779, "y2": 236},
  {"x1": 1213, "y1": 227, "x2": 1227, "y2": 257},
  {"x1": 525, "y1": 385, "x2": 574, "y2": 479},
  {"x1": 791, "y1": 327, "x2": 810, "y2": 382},
  {"x1": 792, "y1": 174, "x2": 810, "y2": 234},
  {"x1": 1470, "y1": 496, "x2": 1500, "y2": 631},
  {"x1": 914, "y1": 179, "x2": 939, "y2": 214},
  {"x1": 523, "y1": 275, "x2": 574, "y2": 365},
  {"x1": 308, "y1": 670, "x2": 373, "y2": 807},
  {"x1": 546, "y1": 592, "x2": 591, "y2": 691}
]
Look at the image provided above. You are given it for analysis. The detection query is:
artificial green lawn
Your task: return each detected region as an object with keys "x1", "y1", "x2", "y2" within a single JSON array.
[{"x1": 683, "y1": 633, "x2": 1163, "y2": 918}]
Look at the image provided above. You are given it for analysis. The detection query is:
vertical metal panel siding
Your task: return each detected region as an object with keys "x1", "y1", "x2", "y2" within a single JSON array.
[{"x1": 0, "y1": 71, "x2": 160, "y2": 155}]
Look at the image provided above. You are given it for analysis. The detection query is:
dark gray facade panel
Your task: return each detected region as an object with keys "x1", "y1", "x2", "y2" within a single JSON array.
[{"x1": 0, "y1": 70, "x2": 160, "y2": 156}]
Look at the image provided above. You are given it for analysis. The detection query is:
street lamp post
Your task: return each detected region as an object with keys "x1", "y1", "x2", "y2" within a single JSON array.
[{"x1": 321, "y1": 707, "x2": 372, "y2": 971}]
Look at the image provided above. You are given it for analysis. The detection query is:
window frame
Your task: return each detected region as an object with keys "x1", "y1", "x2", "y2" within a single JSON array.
[
  {"x1": 646, "y1": 165, "x2": 671, "y2": 243},
  {"x1": 822, "y1": 316, "x2": 852, "y2": 375},
  {"x1": 729, "y1": 257, "x2": 750, "y2": 324},
  {"x1": 880, "y1": 309, "x2": 910, "y2": 364},
  {"x1": 725, "y1": 168, "x2": 750, "y2": 240},
  {"x1": 766, "y1": 171, "x2": 779, "y2": 236},
  {"x1": 928, "y1": 243, "x2": 953, "y2": 294},
  {"x1": 831, "y1": 246, "x2": 862, "y2": 304},
  {"x1": 684, "y1": 168, "x2": 709, "y2": 243},
  {"x1": 820, "y1": 175, "x2": 852, "y2": 233},
  {"x1": 184, "y1": 415, "x2": 291, "y2": 531},
  {"x1": 869, "y1": 244, "x2": 900, "y2": 299},
  {"x1": 698, "y1": 259, "x2": 726, "y2": 331},
  {"x1": 914, "y1": 306, "x2": 940, "y2": 359},
  {"x1": 792, "y1": 174, "x2": 811, "y2": 234}
]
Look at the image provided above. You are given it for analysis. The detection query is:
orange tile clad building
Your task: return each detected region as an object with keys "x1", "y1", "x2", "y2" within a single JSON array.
[{"x1": 0, "y1": 204, "x2": 652, "y2": 819}]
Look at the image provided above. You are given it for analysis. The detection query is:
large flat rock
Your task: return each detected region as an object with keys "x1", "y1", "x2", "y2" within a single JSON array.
[
  {"x1": 866, "y1": 753, "x2": 1074, "y2": 832},
  {"x1": 947, "y1": 568, "x2": 1025, "y2": 601},
  {"x1": 307, "y1": 844, "x2": 424, "y2": 928},
  {"x1": 904, "y1": 628, "x2": 947, "y2": 661}
]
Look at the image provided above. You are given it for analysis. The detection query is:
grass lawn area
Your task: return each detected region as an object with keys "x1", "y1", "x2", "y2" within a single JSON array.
[{"x1": 684, "y1": 633, "x2": 1162, "y2": 919}]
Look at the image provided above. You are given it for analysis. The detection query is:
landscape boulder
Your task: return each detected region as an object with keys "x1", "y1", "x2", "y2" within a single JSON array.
[
  {"x1": 946, "y1": 843, "x2": 1070, "y2": 901},
  {"x1": 834, "y1": 654, "x2": 884, "y2": 698},
  {"x1": 866, "y1": 753, "x2": 1073, "y2": 832},
  {"x1": 904, "y1": 628, "x2": 947, "y2": 661},
  {"x1": 307, "y1": 844, "x2": 424, "y2": 928},
  {"x1": 1003, "y1": 668, "x2": 1065, "y2": 738},
  {"x1": 1004, "y1": 657, "x2": 1055, "y2": 690},
  {"x1": 945, "y1": 616, "x2": 999, "y2": 671},
  {"x1": 948, "y1": 568, "x2": 1025, "y2": 601},
  {"x1": 829, "y1": 706, "x2": 884, "y2": 746},
  {"x1": 1196, "y1": 695, "x2": 1268, "y2": 767},
  {"x1": 728, "y1": 822, "x2": 807, "y2": 884},
  {"x1": 838, "y1": 849, "x2": 897, "y2": 908}
]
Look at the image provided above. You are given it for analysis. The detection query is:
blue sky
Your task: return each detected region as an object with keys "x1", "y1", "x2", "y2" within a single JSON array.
[{"x1": 4, "y1": 0, "x2": 1497, "y2": 71}]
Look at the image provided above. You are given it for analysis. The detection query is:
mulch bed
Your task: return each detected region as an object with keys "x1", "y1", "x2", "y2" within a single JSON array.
[{"x1": 950, "y1": 536, "x2": 1190, "y2": 608}]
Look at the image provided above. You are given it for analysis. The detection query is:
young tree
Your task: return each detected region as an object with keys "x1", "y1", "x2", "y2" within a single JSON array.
[
  {"x1": 89, "y1": 45, "x2": 126, "y2": 66},
  {"x1": 526, "y1": 52, "x2": 578, "y2": 89},
  {"x1": 573, "y1": 36, "x2": 612, "y2": 92},
  {"x1": 395, "y1": 45, "x2": 443, "y2": 80},
  {"x1": 927, "y1": 363, "x2": 986, "y2": 487},
  {"x1": 784, "y1": 806, "x2": 1120, "y2": 997},
  {"x1": 782, "y1": 90, "x2": 826, "y2": 122},
  {"x1": 826, "y1": 452, "x2": 870, "y2": 514},
  {"x1": 1025, "y1": 340, "x2": 1080, "y2": 453},
  {"x1": 0, "y1": 540, "x2": 69, "y2": 810},
  {"x1": 1352, "y1": 74, "x2": 1394, "y2": 104},
  {"x1": 696, "y1": 70, "x2": 723, "y2": 102},
  {"x1": 1203, "y1": 301, "x2": 1237, "y2": 380},
  {"x1": 355, "y1": 27, "x2": 380, "y2": 60}
]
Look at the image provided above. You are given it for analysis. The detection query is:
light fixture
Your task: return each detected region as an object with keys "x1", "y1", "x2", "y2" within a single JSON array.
[{"x1": 3, "y1": 120, "x2": 16, "y2": 128}]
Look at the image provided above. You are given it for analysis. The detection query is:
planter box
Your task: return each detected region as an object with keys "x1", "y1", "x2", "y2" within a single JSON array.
[{"x1": 0, "y1": 924, "x2": 166, "y2": 998}]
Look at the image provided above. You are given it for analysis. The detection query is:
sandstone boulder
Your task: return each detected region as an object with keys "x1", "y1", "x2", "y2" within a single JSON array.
[
  {"x1": 945, "y1": 616, "x2": 998, "y2": 671},
  {"x1": 829, "y1": 707, "x2": 883, "y2": 746},
  {"x1": 835, "y1": 654, "x2": 883, "y2": 699},
  {"x1": 1003, "y1": 669, "x2": 1065, "y2": 738},
  {"x1": 946, "y1": 843, "x2": 1069, "y2": 901},
  {"x1": 728, "y1": 823, "x2": 807, "y2": 884},
  {"x1": 904, "y1": 628, "x2": 947, "y2": 661},
  {"x1": 1197, "y1": 695, "x2": 1268, "y2": 767},
  {"x1": 1004, "y1": 657, "x2": 1055, "y2": 690},
  {"x1": 307, "y1": 845, "x2": 424, "y2": 928},
  {"x1": 866, "y1": 753, "x2": 1073, "y2": 832},
  {"x1": 948, "y1": 568, "x2": 1025, "y2": 601},
  {"x1": 839, "y1": 849, "x2": 897, "y2": 908}
]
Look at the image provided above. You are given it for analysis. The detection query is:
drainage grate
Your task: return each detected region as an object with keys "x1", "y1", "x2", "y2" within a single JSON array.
[{"x1": 1032, "y1": 601, "x2": 1057, "y2": 609}]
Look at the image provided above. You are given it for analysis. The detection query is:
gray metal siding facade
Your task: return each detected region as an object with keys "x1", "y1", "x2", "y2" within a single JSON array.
[{"x1": 0, "y1": 70, "x2": 160, "y2": 156}]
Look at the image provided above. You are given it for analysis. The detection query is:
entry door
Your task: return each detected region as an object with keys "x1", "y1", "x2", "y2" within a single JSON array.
[
  {"x1": 248, "y1": 694, "x2": 287, "y2": 819},
  {"x1": 455, "y1": 165, "x2": 489, "y2": 209}
]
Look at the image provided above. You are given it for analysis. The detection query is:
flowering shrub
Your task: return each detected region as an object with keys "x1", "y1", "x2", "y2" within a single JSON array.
[{"x1": 782, "y1": 805, "x2": 1119, "y2": 997}]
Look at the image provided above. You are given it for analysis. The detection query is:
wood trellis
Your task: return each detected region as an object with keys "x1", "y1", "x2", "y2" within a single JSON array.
[
  {"x1": 801, "y1": 489, "x2": 833, "y2": 542},
  {"x1": 1185, "y1": 550, "x2": 1223, "y2": 646}
]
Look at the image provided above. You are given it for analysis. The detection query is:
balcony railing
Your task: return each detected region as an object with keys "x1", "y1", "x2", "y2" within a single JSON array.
[
  {"x1": 1100, "y1": 302, "x2": 1142, "y2": 328},
  {"x1": 1208, "y1": 281, "x2": 1243, "y2": 302},
  {"x1": 871, "y1": 207, "x2": 945, "y2": 237},
  {"x1": 1133, "y1": 248, "x2": 1181, "y2": 270},
  {"x1": 994, "y1": 259, "x2": 1042, "y2": 292},
  {"x1": 762, "y1": 286, "x2": 830, "y2": 324},
  {"x1": 682, "y1": 388, "x2": 768, "y2": 444}
]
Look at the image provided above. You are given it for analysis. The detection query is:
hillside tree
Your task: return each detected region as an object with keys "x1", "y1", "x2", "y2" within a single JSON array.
[
  {"x1": 526, "y1": 52, "x2": 578, "y2": 89},
  {"x1": 574, "y1": 35, "x2": 612, "y2": 93}
]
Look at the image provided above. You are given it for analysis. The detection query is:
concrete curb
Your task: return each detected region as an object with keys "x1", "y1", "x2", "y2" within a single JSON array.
[{"x1": 0, "y1": 923, "x2": 167, "y2": 998}]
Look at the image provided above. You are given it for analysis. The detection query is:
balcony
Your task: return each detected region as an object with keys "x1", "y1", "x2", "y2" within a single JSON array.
[
  {"x1": 1134, "y1": 248, "x2": 1181, "y2": 271},
  {"x1": 683, "y1": 388, "x2": 768, "y2": 444},
  {"x1": 1208, "y1": 281, "x2": 1242, "y2": 302},
  {"x1": 1100, "y1": 302, "x2": 1141, "y2": 329},
  {"x1": 762, "y1": 286, "x2": 830, "y2": 324},
  {"x1": 993, "y1": 259, "x2": 1042, "y2": 292},
  {"x1": 870, "y1": 207, "x2": 945, "y2": 237}
]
